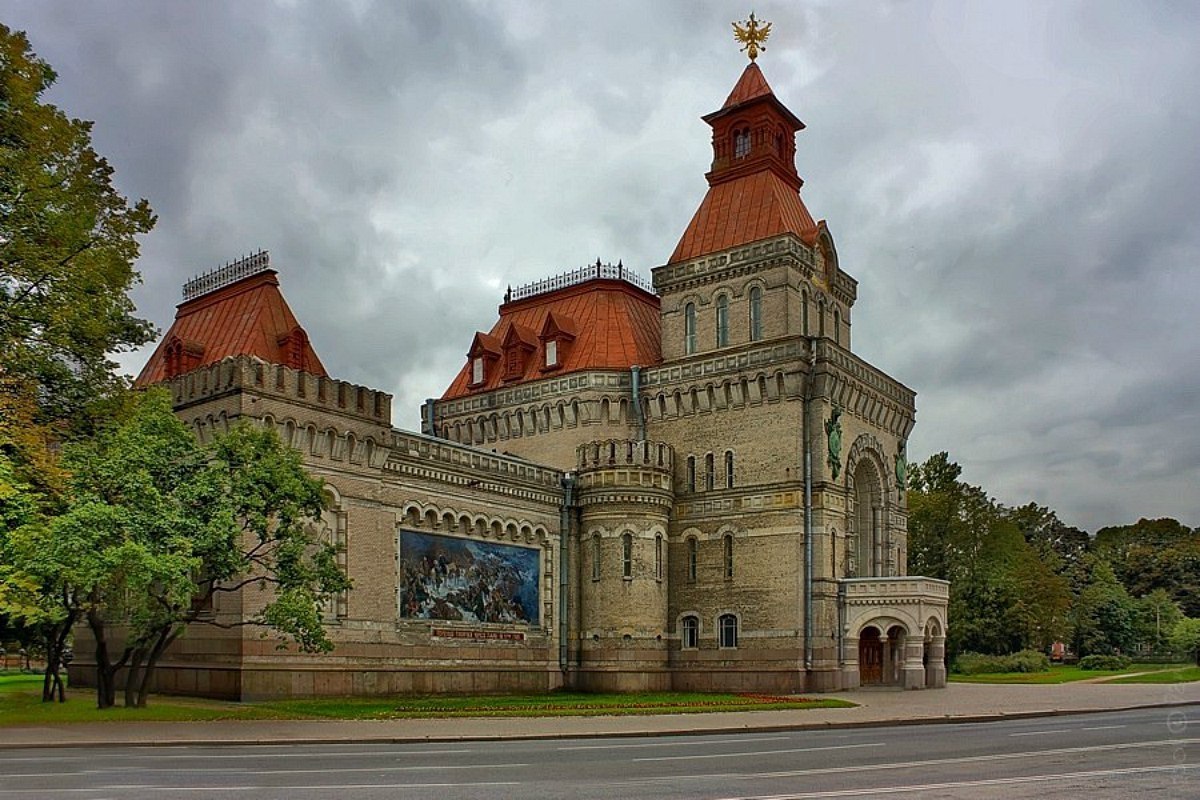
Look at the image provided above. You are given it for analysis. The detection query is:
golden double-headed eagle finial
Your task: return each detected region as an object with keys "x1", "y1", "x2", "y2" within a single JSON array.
[{"x1": 732, "y1": 12, "x2": 772, "y2": 62}]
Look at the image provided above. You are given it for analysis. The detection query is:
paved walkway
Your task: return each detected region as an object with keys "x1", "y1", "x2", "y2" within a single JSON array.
[{"x1": 2, "y1": 681, "x2": 1197, "y2": 749}]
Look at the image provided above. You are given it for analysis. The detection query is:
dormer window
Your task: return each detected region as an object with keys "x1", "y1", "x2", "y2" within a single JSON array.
[
  {"x1": 539, "y1": 311, "x2": 577, "y2": 373},
  {"x1": 471, "y1": 357, "x2": 485, "y2": 385},
  {"x1": 501, "y1": 323, "x2": 537, "y2": 382},
  {"x1": 466, "y1": 331, "x2": 502, "y2": 388}
]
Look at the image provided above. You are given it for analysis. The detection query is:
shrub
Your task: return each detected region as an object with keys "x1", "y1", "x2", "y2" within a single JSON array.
[
  {"x1": 1079, "y1": 654, "x2": 1132, "y2": 671},
  {"x1": 953, "y1": 650, "x2": 1051, "y2": 675}
]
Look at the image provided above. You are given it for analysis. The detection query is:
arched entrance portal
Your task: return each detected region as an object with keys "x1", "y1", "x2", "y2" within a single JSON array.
[{"x1": 859, "y1": 626, "x2": 883, "y2": 684}]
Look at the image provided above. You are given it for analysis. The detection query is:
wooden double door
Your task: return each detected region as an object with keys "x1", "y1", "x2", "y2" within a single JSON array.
[{"x1": 859, "y1": 628, "x2": 884, "y2": 684}]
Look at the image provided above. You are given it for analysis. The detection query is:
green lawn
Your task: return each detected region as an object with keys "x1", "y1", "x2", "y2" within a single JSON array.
[
  {"x1": 0, "y1": 672, "x2": 852, "y2": 725},
  {"x1": 1107, "y1": 665, "x2": 1200, "y2": 684},
  {"x1": 949, "y1": 663, "x2": 1194, "y2": 684}
]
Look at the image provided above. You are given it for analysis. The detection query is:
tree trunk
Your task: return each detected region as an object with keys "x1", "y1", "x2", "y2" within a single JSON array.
[
  {"x1": 135, "y1": 626, "x2": 181, "y2": 708},
  {"x1": 87, "y1": 608, "x2": 128, "y2": 709},
  {"x1": 41, "y1": 612, "x2": 76, "y2": 703},
  {"x1": 123, "y1": 647, "x2": 146, "y2": 709}
]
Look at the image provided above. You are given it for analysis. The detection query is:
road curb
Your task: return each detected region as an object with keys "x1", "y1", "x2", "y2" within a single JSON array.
[{"x1": 2, "y1": 700, "x2": 1196, "y2": 750}]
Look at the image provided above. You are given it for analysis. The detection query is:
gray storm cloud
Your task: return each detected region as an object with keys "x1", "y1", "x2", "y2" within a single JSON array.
[{"x1": 3, "y1": 0, "x2": 1197, "y2": 532}]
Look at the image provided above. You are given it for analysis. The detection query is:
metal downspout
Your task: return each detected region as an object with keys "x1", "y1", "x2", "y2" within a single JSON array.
[
  {"x1": 631, "y1": 365, "x2": 645, "y2": 441},
  {"x1": 558, "y1": 473, "x2": 575, "y2": 674},
  {"x1": 804, "y1": 338, "x2": 816, "y2": 673}
]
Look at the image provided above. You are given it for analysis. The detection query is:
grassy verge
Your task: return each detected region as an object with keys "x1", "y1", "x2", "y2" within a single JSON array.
[
  {"x1": 949, "y1": 663, "x2": 1191, "y2": 684},
  {"x1": 1107, "y1": 666, "x2": 1200, "y2": 684},
  {"x1": 0, "y1": 674, "x2": 852, "y2": 725}
]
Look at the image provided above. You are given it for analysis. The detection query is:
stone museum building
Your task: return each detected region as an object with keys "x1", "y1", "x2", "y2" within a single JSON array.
[{"x1": 96, "y1": 47, "x2": 948, "y2": 699}]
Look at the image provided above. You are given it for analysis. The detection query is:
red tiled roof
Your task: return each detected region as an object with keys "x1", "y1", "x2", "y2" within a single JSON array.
[
  {"x1": 135, "y1": 270, "x2": 326, "y2": 386},
  {"x1": 669, "y1": 170, "x2": 818, "y2": 263},
  {"x1": 441, "y1": 279, "x2": 661, "y2": 400}
]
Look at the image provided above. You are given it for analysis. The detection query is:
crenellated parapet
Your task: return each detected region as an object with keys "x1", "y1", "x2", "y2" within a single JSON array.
[
  {"x1": 574, "y1": 439, "x2": 675, "y2": 506},
  {"x1": 163, "y1": 355, "x2": 391, "y2": 424}
]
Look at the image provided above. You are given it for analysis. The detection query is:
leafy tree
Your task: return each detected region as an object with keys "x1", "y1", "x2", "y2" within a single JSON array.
[
  {"x1": 1094, "y1": 518, "x2": 1200, "y2": 617},
  {"x1": 1069, "y1": 558, "x2": 1137, "y2": 657},
  {"x1": 1170, "y1": 617, "x2": 1200, "y2": 666},
  {"x1": 1134, "y1": 589, "x2": 1183, "y2": 655},
  {"x1": 14, "y1": 389, "x2": 347, "y2": 708},
  {"x1": 0, "y1": 25, "x2": 155, "y2": 425}
]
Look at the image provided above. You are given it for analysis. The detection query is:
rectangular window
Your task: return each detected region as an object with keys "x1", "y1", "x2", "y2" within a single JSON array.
[
  {"x1": 591, "y1": 536, "x2": 601, "y2": 581},
  {"x1": 687, "y1": 538, "x2": 698, "y2": 583},
  {"x1": 686, "y1": 456, "x2": 696, "y2": 493},
  {"x1": 545, "y1": 339, "x2": 557, "y2": 367},
  {"x1": 471, "y1": 357, "x2": 484, "y2": 385},
  {"x1": 622, "y1": 533, "x2": 633, "y2": 579},
  {"x1": 655, "y1": 535, "x2": 663, "y2": 581}
]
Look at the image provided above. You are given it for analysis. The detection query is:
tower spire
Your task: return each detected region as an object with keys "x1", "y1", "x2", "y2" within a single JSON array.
[{"x1": 732, "y1": 12, "x2": 772, "y2": 62}]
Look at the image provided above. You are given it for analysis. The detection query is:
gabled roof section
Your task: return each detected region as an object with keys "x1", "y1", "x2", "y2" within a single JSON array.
[
  {"x1": 468, "y1": 331, "x2": 502, "y2": 358},
  {"x1": 135, "y1": 269, "x2": 327, "y2": 386},
  {"x1": 502, "y1": 322, "x2": 538, "y2": 351},
  {"x1": 442, "y1": 277, "x2": 661, "y2": 400}
]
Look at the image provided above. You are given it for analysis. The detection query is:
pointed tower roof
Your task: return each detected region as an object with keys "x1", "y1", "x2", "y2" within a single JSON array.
[
  {"x1": 669, "y1": 62, "x2": 818, "y2": 264},
  {"x1": 135, "y1": 253, "x2": 326, "y2": 386}
]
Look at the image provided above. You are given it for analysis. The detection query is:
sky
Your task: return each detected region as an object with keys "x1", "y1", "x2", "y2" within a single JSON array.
[{"x1": 3, "y1": 1, "x2": 1197, "y2": 533}]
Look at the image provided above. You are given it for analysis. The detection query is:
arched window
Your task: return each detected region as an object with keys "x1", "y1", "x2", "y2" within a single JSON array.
[
  {"x1": 687, "y1": 537, "x2": 698, "y2": 582},
  {"x1": 655, "y1": 534, "x2": 664, "y2": 581},
  {"x1": 705, "y1": 453, "x2": 715, "y2": 491},
  {"x1": 719, "y1": 614, "x2": 738, "y2": 648},
  {"x1": 749, "y1": 286, "x2": 763, "y2": 341},
  {"x1": 681, "y1": 615, "x2": 699, "y2": 649},
  {"x1": 715, "y1": 295, "x2": 729, "y2": 347},
  {"x1": 723, "y1": 534, "x2": 734, "y2": 579},
  {"x1": 686, "y1": 456, "x2": 696, "y2": 493},
  {"x1": 684, "y1": 303, "x2": 697, "y2": 355},
  {"x1": 734, "y1": 128, "x2": 751, "y2": 159},
  {"x1": 725, "y1": 450, "x2": 735, "y2": 489},
  {"x1": 622, "y1": 533, "x2": 634, "y2": 579},
  {"x1": 591, "y1": 535, "x2": 601, "y2": 581}
]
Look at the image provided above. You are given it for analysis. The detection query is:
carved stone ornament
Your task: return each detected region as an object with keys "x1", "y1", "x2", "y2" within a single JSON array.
[{"x1": 825, "y1": 405, "x2": 843, "y2": 480}]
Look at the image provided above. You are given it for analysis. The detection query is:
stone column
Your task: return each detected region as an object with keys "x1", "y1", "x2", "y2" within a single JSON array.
[
  {"x1": 843, "y1": 633, "x2": 861, "y2": 689},
  {"x1": 872, "y1": 506, "x2": 883, "y2": 577},
  {"x1": 925, "y1": 635, "x2": 947, "y2": 688},
  {"x1": 902, "y1": 639, "x2": 926, "y2": 689}
]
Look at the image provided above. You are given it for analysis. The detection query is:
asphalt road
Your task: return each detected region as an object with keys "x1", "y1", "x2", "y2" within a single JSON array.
[{"x1": 1, "y1": 705, "x2": 1197, "y2": 799}]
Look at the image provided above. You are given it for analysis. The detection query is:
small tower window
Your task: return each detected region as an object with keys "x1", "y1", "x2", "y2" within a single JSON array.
[
  {"x1": 749, "y1": 287, "x2": 763, "y2": 341},
  {"x1": 622, "y1": 533, "x2": 634, "y2": 579},
  {"x1": 705, "y1": 453, "x2": 715, "y2": 491},
  {"x1": 723, "y1": 534, "x2": 734, "y2": 580},
  {"x1": 684, "y1": 302, "x2": 697, "y2": 355},
  {"x1": 725, "y1": 450, "x2": 735, "y2": 489},
  {"x1": 715, "y1": 295, "x2": 729, "y2": 348},
  {"x1": 687, "y1": 537, "x2": 698, "y2": 582},
  {"x1": 686, "y1": 456, "x2": 696, "y2": 493},
  {"x1": 655, "y1": 534, "x2": 664, "y2": 581},
  {"x1": 833, "y1": 308, "x2": 841, "y2": 345},
  {"x1": 734, "y1": 128, "x2": 751, "y2": 159},
  {"x1": 591, "y1": 535, "x2": 601, "y2": 581}
]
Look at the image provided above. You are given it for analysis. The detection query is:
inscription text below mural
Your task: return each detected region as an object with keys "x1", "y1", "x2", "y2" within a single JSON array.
[{"x1": 399, "y1": 530, "x2": 540, "y2": 626}]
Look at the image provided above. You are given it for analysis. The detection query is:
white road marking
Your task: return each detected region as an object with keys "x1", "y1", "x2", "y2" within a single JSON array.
[
  {"x1": 0, "y1": 748, "x2": 472, "y2": 763},
  {"x1": 235, "y1": 762, "x2": 528, "y2": 775},
  {"x1": 635, "y1": 742, "x2": 885, "y2": 762},
  {"x1": 1009, "y1": 728, "x2": 1073, "y2": 736},
  {"x1": 0, "y1": 783, "x2": 521, "y2": 795},
  {"x1": 711, "y1": 762, "x2": 1200, "y2": 799},
  {"x1": 560, "y1": 735, "x2": 791, "y2": 750},
  {"x1": 1080, "y1": 724, "x2": 1126, "y2": 731}
]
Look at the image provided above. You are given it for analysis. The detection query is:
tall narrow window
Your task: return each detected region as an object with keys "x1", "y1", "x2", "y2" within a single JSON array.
[
  {"x1": 734, "y1": 128, "x2": 751, "y2": 159},
  {"x1": 681, "y1": 615, "x2": 699, "y2": 649},
  {"x1": 723, "y1": 534, "x2": 734, "y2": 580},
  {"x1": 545, "y1": 339, "x2": 558, "y2": 367},
  {"x1": 802, "y1": 292, "x2": 810, "y2": 336},
  {"x1": 687, "y1": 538, "x2": 698, "y2": 582},
  {"x1": 684, "y1": 303, "x2": 697, "y2": 355},
  {"x1": 719, "y1": 614, "x2": 738, "y2": 648},
  {"x1": 705, "y1": 453, "x2": 715, "y2": 491},
  {"x1": 833, "y1": 309, "x2": 841, "y2": 345},
  {"x1": 715, "y1": 295, "x2": 729, "y2": 347},
  {"x1": 622, "y1": 533, "x2": 633, "y2": 579},
  {"x1": 686, "y1": 456, "x2": 696, "y2": 492},
  {"x1": 591, "y1": 535, "x2": 601, "y2": 581},
  {"x1": 655, "y1": 535, "x2": 664, "y2": 581},
  {"x1": 471, "y1": 357, "x2": 485, "y2": 385},
  {"x1": 749, "y1": 287, "x2": 763, "y2": 341},
  {"x1": 725, "y1": 450, "x2": 735, "y2": 489}
]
